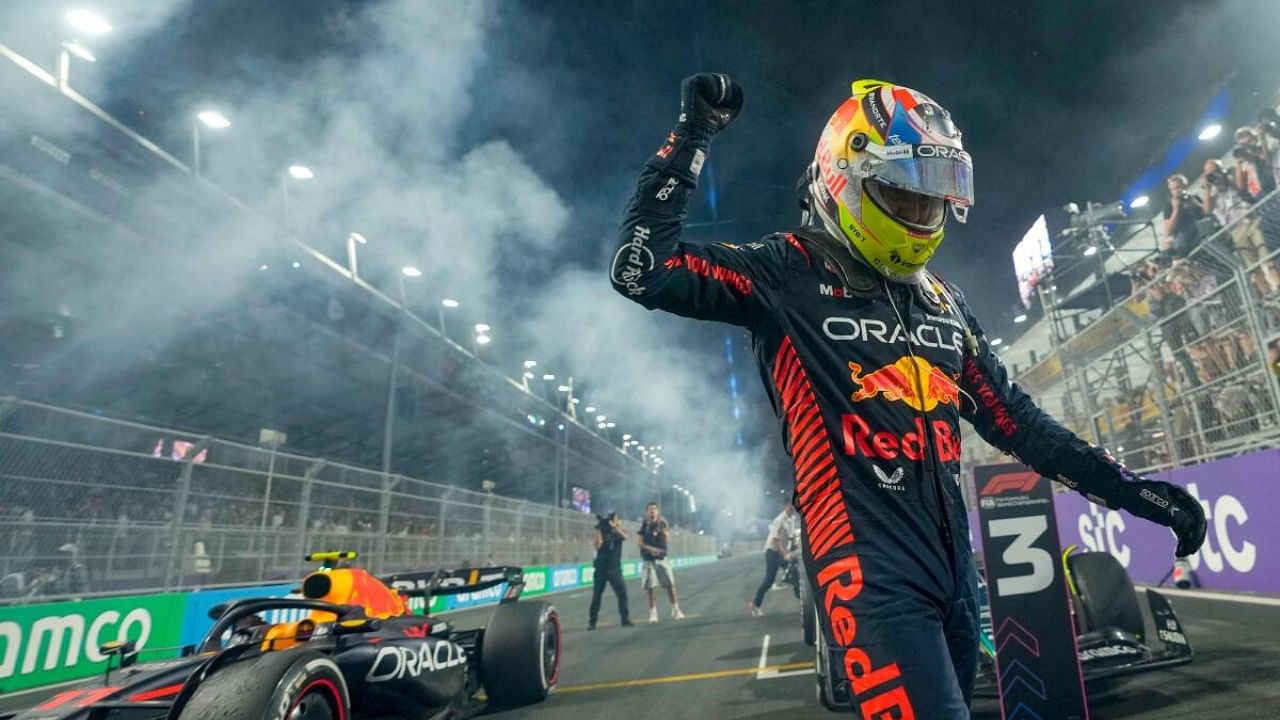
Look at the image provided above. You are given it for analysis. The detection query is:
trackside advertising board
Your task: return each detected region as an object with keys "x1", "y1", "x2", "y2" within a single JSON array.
[
  {"x1": 0, "y1": 593, "x2": 187, "y2": 693},
  {"x1": 975, "y1": 464, "x2": 1088, "y2": 720},
  {"x1": 969, "y1": 449, "x2": 1278, "y2": 594},
  {"x1": 0, "y1": 555, "x2": 717, "y2": 694},
  {"x1": 1056, "y1": 450, "x2": 1279, "y2": 593}
]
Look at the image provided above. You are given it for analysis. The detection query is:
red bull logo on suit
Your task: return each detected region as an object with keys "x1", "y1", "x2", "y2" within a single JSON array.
[{"x1": 848, "y1": 356, "x2": 960, "y2": 412}]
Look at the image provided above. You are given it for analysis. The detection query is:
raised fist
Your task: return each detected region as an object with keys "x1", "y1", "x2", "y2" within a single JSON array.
[{"x1": 680, "y1": 73, "x2": 744, "y2": 134}]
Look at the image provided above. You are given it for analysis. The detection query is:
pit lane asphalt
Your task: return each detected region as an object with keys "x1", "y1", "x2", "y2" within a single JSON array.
[
  {"x1": 469, "y1": 555, "x2": 1280, "y2": 720},
  {"x1": 2, "y1": 557, "x2": 1277, "y2": 718}
]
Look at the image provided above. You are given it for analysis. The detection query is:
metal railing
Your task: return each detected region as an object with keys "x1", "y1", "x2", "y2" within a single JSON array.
[
  {"x1": 962, "y1": 189, "x2": 1280, "y2": 489},
  {"x1": 0, "y1": 398, "x2": 714, "y2": 604}
]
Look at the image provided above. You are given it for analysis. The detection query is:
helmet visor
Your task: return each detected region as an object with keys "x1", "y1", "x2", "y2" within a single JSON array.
[
  {"x1": 865, "y1": 180, "x2": 946, "y2": 231},
  {"x1": 867, "y1": 147, "x2": 975, "y2": 207}
]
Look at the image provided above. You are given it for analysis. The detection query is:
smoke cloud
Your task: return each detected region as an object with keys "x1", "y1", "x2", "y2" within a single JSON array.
[{"x1": 1, "y1": 0, "x2": 767, "y2": 527}]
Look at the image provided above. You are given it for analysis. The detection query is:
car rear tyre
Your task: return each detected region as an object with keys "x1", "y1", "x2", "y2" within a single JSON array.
[
  {"x1": 800, "y1": 576, "x2": 817, "y2": 647},
  {"x1": 481, "y1": 601, "x2": 560, "y2": 707},
  {"x1": 176, "y1": 650, "x2": 348, "y2": 720},
  {"x1": 813, "y1": 625, "x2": 841, "y2": 712}
]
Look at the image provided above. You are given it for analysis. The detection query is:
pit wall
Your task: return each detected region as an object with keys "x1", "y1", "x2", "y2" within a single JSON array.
[
  {"x1": 0, "y1": 555, "x2": 717, "y2": 694},
  {"x1": 969, "y1": 449, "x2": 1277, "y2": 594}
]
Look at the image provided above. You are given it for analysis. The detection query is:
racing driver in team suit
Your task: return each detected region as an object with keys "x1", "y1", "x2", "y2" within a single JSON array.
[{"x1": 610, "y1": 74, "x2": 1208, "y2": 717}]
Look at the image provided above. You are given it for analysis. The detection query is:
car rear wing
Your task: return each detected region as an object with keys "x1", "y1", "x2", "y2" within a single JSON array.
[{"x1": 383, "y1": 566, "x2": 525, "y2": 603}]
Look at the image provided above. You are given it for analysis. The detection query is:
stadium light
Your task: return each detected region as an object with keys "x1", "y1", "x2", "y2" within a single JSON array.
[
  {"x1": 557, "y1": 385, "x2": 571, "y2": 392},
  {"x1": 198, "y1": 110, "x2": 231, "y2": 129},
  {"x1": 597, "y1": 422, "x2": 607, "y2": 429},
  {"x1": 991, "y1": 338, "x2": 1004, "y2": 347},
  {"x1": 523, "y1": 360, "x2": 537, "y2": 368},
  {"x1": 475, "y1": 334, "x2": 491, "y2": 345},
  {"x1": 606, "y1": 422, "x2": 616, "y2": 428},
  {"x1": 401, "y1": 266, "x2": 422, "y2": 277},
  {"x1": 623, "y1": 434, "x2": 632, "y2": 440},
  {"x1": 474, "y1": 323, "x2": 490, "y2": 333},
  {"x1": 61, "y1": 41, "x2": 95, "y2": 62},
  {"x1": 259, "y1": 264, "x2": 269, "y2": 271},
  {"x1": 1198, "y1": 124, "x2": 1222, "y2": 141},
  {"x1": 542, "y1": 373, "x2": 555, "y2": 381},
  {"x1": 66, "y1": 9, "x2": 111, "y2": 35},
  {"x1": 523, "y1": 371, "x2": 535, "y2": 379},
  {"x1": 585, "y1": 406, "x2": 596, "y2": 413},
  {"x1": 572, "y1": 398, "x2": 580, "y2": 404},
  {"x1": 288, "y1": 165, "x2": 314, "y2": 180},
  {"x1": 1129, "y1": 195, "x2": 1149, "y2": 209},
  {"x1": 1013, "y1": 313, "x2": 1028, "y2": 324},
  {"x1": 1083, "y1": 245, "x2": 1098, "y2": 257},
  {"x1": 441, "y1": 298, "x2": 459, "y2": 308},
  {"x1": 291, "y1": 261, "x2": 301, "y2": 269},
  {"x1": 596, "y1": 415, "x2": 606, "y2": 422}
]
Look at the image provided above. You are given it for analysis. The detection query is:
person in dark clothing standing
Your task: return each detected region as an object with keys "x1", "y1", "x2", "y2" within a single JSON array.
[
  {"x1": 588, "y1": 511, "x2": 631, "y2": 630},
  {"x1": 1162, "y1": 174, "x2": 1207, "y2": 259}
]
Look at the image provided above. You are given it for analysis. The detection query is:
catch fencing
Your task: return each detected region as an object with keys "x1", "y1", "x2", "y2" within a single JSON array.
[
  {"x1": 964, "y1": 190, "x2": 1280, "y2": 487},
  {"x1": 0, "y1": 398, "x2": 713, "y2": 603}
]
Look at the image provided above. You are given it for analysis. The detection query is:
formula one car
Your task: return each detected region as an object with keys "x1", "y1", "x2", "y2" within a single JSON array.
[
  {"x1": 4, "y1": 551, "x2": 560, "y2": 720},
  {"x1": 800, "y1": 549, "x2": 1192, "y2": 708}
]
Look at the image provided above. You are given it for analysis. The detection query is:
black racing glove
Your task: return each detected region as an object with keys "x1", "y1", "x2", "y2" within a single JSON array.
[
  {"x1": 647, "y1": 73, "x2": 744, "y2": 190},
  {"x1": 1124, "y1": 479, "x2": 1207, "y2": 558},
  {"x1": 679, "y1": 72, "x2": 744, "y2": 136}
]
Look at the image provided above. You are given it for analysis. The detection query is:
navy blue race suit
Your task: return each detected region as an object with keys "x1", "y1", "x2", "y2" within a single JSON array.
[{"x1": 610, "y1": 124, "x2": 1195, "y2": 717}]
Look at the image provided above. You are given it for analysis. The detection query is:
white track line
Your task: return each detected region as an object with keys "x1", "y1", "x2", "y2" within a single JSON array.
[
  {"x1": 1138, "y1": 585, "x2": 1280, "y2": 607},
  {"x1": 756, "y1": 633, "x2": 771, "y2": 676},
  {"x1": 754, "y1": 633, "x2": 816, "y2": 680}
]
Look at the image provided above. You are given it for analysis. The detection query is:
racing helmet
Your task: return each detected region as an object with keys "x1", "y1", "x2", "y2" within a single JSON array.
[{"x1": 804, "y1": 79, "x2": 974, "y2": 282}]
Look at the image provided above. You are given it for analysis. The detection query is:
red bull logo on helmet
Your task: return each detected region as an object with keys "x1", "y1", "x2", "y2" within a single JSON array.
[{"x1": 848, "y1": 356, "x2": 960, "y2": 412}]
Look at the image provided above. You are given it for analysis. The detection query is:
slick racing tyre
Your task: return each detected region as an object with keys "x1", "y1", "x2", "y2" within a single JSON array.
[
  {"x1": 481, "y1": 601, "x2": 560, "y2": 707},
  {"x1": 1068, "y1": 552, "x2": 1145, "y2": 639},
  {"x1": 176, "y1": 649, "x2": 349, "y2": 720},
  {"x1": 814, "y1": 623, "x2": 840, "y2": 712},
  {"x1": 800, "y1": 576, "x2": 817, "y2": 647}
]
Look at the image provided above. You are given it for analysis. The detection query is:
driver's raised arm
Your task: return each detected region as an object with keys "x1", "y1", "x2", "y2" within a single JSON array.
[{"x1": 610, "y1": 74, "x2": 796, "y2": 326}]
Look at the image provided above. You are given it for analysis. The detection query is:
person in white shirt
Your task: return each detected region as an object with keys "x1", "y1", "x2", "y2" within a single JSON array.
[{"x1": 748, "y1": 501, "x2": 797, "y2": 617}]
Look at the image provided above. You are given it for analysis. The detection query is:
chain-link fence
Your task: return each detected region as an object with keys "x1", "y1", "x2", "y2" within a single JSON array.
[
  {"x1": 962, "y1": 189, "x2": 1280, "y2": 493},
  {"x1": 0, "y1": 398, "x2": 714, "y2": 603},
  {"x1": 1082, "y1": 189, "x2": 1280, "y2": 472}
]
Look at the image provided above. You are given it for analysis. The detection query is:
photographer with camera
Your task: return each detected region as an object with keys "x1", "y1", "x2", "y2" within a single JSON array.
[
  {"x1": 1258, "y1": 107, "x2": 1280, "y2": 187},
  {"x1": 637, "y1": 502, "x2": 684, "y2": 623},
  {"x1": 1162, "y1": 173, "x2": 1207, "y2": 259},
  {"x1": 588, "y1": 511, "x2": 632, "y2": 630},
  {"x1": 1202, "y1": 157, "x2": 1279, "y2": 296},
  {"x1": 1235, "y1": 126, "x2": 1275, "y2": 202}
]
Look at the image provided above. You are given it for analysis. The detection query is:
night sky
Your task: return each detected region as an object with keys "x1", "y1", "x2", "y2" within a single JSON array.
[
  {"x1": 9, "y1": 0, "x2": 1280, "y2": 502},
  {"x1": 80, "y1": 0, "x2": 1280, "y2": 323}
]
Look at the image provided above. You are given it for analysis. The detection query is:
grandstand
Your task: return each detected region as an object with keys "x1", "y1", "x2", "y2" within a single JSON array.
[{"x1": 961, "y1": 92, "x2": 1280, "y2": 501}]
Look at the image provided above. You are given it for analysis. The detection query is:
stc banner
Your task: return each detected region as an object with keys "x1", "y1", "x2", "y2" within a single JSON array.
[
  {"x1": 970, "y1": 449, "x2": 1276, "y2": 594},
  {"x1": 1055, "y1": 451, "x2": 1275, "y2": 593}
]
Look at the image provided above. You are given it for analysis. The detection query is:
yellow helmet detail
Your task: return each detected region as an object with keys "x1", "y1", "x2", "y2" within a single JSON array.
[{"x1": 806, "y1": 80, "x2": 974, "y2": 282}]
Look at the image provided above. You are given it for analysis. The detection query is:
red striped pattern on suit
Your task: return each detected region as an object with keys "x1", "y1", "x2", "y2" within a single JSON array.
[{"x1": 772, "y1": 337, "x2": 854, "y2": 560}]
